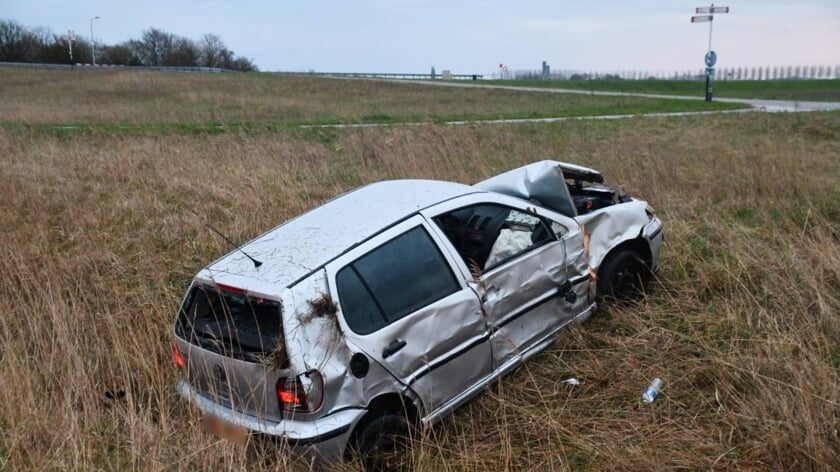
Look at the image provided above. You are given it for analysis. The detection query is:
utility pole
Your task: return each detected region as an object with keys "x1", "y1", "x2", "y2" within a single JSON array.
[
  {"x1": 90, "y1": 16, "x2": 100, "y2": 65},
  {"x1": 691, "y1": 4, "x2": 729, "y2": 101}
]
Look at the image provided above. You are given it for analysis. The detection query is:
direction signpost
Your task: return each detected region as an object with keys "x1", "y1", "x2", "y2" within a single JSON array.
[
  {"x1": 62, "y1": 30, "x2": 76, "y2": 66},
  {"x1": 692, "y1": 4, "x2": 729, "y2": 101}
]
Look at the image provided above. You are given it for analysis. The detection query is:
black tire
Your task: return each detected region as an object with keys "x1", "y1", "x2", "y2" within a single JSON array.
[
  {"x1": 351, "y1": 413, "x2": 412, "y2": 472},
  {"x1": 597, "y1": 249, "x2": 650, "y2": 302}
]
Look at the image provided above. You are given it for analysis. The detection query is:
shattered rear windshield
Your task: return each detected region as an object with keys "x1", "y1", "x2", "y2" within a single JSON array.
[{"x1": 176, "y1": 285, "x2": 285, "y2": 364}]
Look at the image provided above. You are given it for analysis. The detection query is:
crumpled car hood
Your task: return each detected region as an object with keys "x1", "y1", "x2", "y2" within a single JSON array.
[
  {"x1": 475, "y1": 160, "x2": 602, "y2": 218},
  {"x1": 475, "y1": 160, "x2": 654, "y2": 270}
]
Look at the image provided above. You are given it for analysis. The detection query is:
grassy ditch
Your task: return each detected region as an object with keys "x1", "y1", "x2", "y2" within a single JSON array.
[{"x1": 0, "y1": 90, "x2": 837, "y2": 469}]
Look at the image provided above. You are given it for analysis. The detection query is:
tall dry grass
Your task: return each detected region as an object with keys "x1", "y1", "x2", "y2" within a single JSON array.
[{"x1": 0, "y1": 109, "x2": 838, "y2": 471}]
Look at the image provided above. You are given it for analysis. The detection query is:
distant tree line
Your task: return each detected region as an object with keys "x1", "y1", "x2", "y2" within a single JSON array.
[{"x1": 0, "y1": 19, "x2": 257, "y2": 71}]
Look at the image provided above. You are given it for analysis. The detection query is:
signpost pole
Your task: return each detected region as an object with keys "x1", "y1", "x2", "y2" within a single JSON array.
[
  {"x1": 708, "y1": 8, "x2": 713, "y2": 53},
  {"x1": 692, "y1": 5, "x2": 729, "y2": 102},
  {"x1": 705, "y1": 70, "x2": 711, "y2": 101},
  {"x1": 63, "y1": 30, "x2": 77, "y2": 68}
]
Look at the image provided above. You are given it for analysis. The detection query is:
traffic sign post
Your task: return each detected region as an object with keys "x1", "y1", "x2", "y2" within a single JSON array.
[
  {"x1": 62, "y1": 30, "x2": 76, "y2": 66},
  {"x1": 704, "y1": 67, "x2": 715, "y2": 101},
  {"x1": 692, "y1": 4, "x2": 729, "y2": 101}
]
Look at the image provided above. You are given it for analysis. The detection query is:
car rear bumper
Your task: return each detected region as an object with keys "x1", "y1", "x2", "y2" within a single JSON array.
[{"x1": 176, "y1": 379, "x2": 365, "y2": 461}]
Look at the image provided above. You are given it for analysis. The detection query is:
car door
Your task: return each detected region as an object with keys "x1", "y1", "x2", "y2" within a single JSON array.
[
  {"x1": 326, "y1": 216, "x2": 493, "y2": 414},
  {"x1": 426, "y1": 197, "x2": 588, "y2": 373}
]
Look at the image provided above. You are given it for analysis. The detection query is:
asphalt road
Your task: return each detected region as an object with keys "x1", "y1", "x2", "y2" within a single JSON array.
[{"x1": 396, "y1": 79, "x2": 840, "y2": 113}]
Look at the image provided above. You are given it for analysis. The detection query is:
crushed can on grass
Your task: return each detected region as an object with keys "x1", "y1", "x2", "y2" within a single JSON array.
[{"x1": 642, "y1": 378, "x2": 663, "y2": 404}]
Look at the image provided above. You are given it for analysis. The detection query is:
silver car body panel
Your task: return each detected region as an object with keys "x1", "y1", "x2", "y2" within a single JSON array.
[
  {"x1": 173, "y1": 282, "x2": 294, "y2": 423},
  {"x1": 421, "y1": 299, "x2": 596, "y2": 426},
  {"x1": 475, "y1": 160, "x2": 662, "y2": 270},
  {"x1": 577, "y1": 201, "x2": 662, "y2": 270},
  {"x1": 420, "y1": 192, "x2": 591, "y2": 371},
  {"x1": 324, "y1": 215, "x2": 494, "y2": 415},
  {"x1": 475, "y1": 160, "x2": 579, "y2": 217},
  {"x1": 202, "y1": 180, "x2": 480, "y2": 289},
  {"x1": 174, "y1": 163, "x2": 663, "y2": 462},
  {"x1": 176, "y1": 379, "x2": 364, "y2": 460}
]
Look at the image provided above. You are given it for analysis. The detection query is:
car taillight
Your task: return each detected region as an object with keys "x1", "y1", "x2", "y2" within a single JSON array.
[
  {"x1": 172, "y1": 343, "x2": 185, "y2": 369},
  {"x1": 276, "y1": 371, "x2": 324, "y2": 413}
]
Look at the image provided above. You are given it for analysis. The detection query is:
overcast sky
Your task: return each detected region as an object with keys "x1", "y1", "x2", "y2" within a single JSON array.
[{"x1": 5, "y1": 1, "x2": 840, "y2": 74}]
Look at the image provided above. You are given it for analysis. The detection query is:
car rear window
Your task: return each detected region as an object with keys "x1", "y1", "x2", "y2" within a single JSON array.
[
  {"x1": 336, "y1": 226, "x2": 459, "y2": 335},
  {"x1": 175, "y1": 285, "x2": 285, "y2": 364}
]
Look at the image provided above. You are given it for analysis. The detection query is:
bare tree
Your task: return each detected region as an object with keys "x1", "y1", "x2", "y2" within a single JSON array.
[
  {"x1": 0, "y1": 20, "x2": 256, "y2": 69},
  {"x1": 0, "y1": 19, "x2": 38, "y2": 61},
  {"x1": 199, "y1": 33, "x2": 226, "y2": 67},
  {"x1": 101, "y1": 41, "x2": 139, "y2": 65},
  {"x1": 229, "y1": 56, "x2": 257, "y2": 72},
  {"x1": 135, "y1": 28, "x2": 174, "y2": 65},
  {"x1": 221, "y1": 48, "x2": 235, "y2": 68},
  {"x1": 166, "y1": 37, "x2": 200, "y2": 66}
]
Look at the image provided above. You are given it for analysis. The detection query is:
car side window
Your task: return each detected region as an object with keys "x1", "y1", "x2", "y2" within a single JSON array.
[
  {"x1": 433, "y1": 204, "x2": 556, "y2": 272},
  {"x1": 336, "y1": 226, "x2": 459, "y2": 335}
]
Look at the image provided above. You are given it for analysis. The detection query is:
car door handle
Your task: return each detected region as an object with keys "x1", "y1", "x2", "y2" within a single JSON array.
[
  {"x1": 557, "y1": 280, "x2": 573, "y2": 296},
  {"x1": 382, "y1": 339, "x2": 407, "y2": 359}
]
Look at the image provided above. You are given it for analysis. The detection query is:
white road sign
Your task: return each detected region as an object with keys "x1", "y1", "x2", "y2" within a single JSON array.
[
  {"x1": 691, "y1": 15, "x2": 713, "y2": 23},
  {"x1": 696, "y1": 6, "x2": 729, "y2": 14}
]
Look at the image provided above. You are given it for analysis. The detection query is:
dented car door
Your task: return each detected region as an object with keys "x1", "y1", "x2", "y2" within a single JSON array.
[
  {"x1": 326, "y1": 216, "x2": 493, "y2": 414},
  {"x1": 427, "y1": 197, "x2": 589, "y2": 373}
]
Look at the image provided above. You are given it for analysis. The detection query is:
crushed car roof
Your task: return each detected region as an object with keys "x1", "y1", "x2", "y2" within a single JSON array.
[{"x1": 203, "y1": 179, "x2": 480, "y2": 288}]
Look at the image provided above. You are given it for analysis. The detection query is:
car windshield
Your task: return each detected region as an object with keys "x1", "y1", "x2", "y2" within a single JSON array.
[{"x1": 176, "y1": 284, "x2": 284, "y2": 362}]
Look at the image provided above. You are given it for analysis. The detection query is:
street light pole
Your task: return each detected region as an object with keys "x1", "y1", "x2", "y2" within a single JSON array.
[{"x1": 90, "y1": 16, "x2": 100, "y2": 65}]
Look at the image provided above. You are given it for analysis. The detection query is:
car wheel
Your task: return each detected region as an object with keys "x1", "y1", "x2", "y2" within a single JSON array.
[
  {"x1": 597, "y1": 249, "x2": 649, "y2": 301},
  {"x1": 352, "y1": 413, "x2": 412, "y2": 472}
]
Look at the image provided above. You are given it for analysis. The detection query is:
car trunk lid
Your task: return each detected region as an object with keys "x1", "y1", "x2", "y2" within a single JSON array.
[{"x1": 175, "y1": 282, "x2": 290, "y2": 420}]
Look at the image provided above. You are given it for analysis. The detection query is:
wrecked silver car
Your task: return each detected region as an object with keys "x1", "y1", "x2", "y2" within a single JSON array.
[{"x1": 172, "y1": 160, "x2": 663, "y2": 466}]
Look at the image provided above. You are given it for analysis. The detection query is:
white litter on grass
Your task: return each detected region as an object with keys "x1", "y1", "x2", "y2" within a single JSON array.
[{"x1": 562, "y1": 377, "x2": 581, "y2": 386}]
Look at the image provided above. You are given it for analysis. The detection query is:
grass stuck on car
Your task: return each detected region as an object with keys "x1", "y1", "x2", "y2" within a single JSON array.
[{"x1": 171, "y1": 160, "x2": 664, "y2": 466}]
